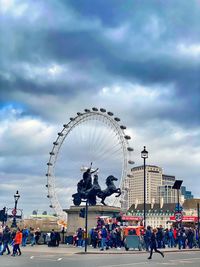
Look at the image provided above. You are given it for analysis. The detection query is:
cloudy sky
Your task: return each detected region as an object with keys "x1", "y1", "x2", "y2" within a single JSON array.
[{"x1": 0, "y1": 0, "x2": 200, "y2": 217}]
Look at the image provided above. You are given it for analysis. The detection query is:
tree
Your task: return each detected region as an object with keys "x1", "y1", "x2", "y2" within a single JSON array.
[{"x1": 32, "y1": 210, "x2": 38, "y2": 215}]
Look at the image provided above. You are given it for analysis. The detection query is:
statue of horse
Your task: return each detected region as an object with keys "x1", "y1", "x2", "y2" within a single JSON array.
[
  {"x1": 72, "y1": 172, "x2": 121, "y2": 206},
  {"x1": 97, "y1": 175, "x2": 121, "y2": 205}
]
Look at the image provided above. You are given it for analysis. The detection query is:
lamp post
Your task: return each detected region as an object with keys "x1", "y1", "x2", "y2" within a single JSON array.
[
  {"x1": 141, "y1": 146, "x2": 148, "y2": 229},
  {"x1": 84, "y1": 199, "x2": 88, "y2": 253},
  {"x1": 11, "y1": 190, "x2": 20, "y2": 228}
]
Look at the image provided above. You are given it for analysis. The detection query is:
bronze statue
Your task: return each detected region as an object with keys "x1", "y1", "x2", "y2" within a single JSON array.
[
  {"x1": 97, "y1": 175, "x2": 121, "y2": 205},
  {"x1": 72, "y1": 164, "x2": 121, "y2": 206}
]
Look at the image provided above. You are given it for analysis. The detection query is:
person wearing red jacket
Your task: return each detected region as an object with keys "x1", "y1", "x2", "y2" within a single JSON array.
[
  {"x1": 12, "y1": 228, "x2": 22, "y2": 256},
  {"x1": 173, "y1": 228, "x2": 177, "y2": 246}
]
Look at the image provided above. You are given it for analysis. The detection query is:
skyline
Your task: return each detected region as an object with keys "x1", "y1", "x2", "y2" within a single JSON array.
[{"x1": 0, "y1": 0, "x2": 200, "y2": 216}]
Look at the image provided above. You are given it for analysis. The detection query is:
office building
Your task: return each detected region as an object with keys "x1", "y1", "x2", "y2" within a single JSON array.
[{"x1": 128, "y1": 165, "x2": 162, "y2": 208}]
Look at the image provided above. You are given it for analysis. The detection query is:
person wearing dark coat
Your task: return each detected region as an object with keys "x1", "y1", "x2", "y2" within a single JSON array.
[
  {"x1": 49, "y1": 229, "x2": 56, "y2": 247},
  {"x1": 148, "y1": 228, "x2": 164, "y2": 259},
  {"x1": 144, "y1": 226, "x2": 151, "y2": 251},
  {"x1": 55, "y1": 231, "x2": 61, "y2": 247},
  {"x1": 1, "y1": 226, "x2": 11, "y2": 255}
]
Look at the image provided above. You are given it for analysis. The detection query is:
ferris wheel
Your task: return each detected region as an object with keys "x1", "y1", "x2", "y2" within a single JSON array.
[{"x1": 46, "y1": 107, "x2": 134, "y2": 221}]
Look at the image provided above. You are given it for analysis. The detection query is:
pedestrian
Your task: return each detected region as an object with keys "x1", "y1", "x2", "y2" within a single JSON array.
[
  {"x1": 35, "y1": 228, "x2": 41, "y2": 244},
  {"x1": 148, "y1": 228, "x2": 164, "y2": 260},
  {"x1": 144, "y1": 226, "x2": 151, "y2": 251},
  {"x1": 22, "y1": 227, "x2": 29, "y2": 247},
  {"x1": 1, "y1": 226, "x2": 11, "y2": 255},
  {"x1": 116, "y1": 227, "x2": 122, "y2": 249},
  {"x1": 42, "y1": 232, "x2": 47, "y2": 244},
  {"x1": 30, "y1": 228, "x2": 36, "y2": 246},
  {"x1": 55, "y1": 231, "x2": 61, "y2": 247},
  {"x1": 12, "y1": 228, "x2": 22, "y2": 256},
  {"x1": 49, "y1": 229, "x2": 56, "y2": 247},
  {"x1": 156, "y1": 226, "x2": 164, "y2": 248},
  {"x1": 100, "y1": 226, "x2": 107, "y2": 251},
  {"x1": 0, "y1": 228, "x2": 3, "y2": 253},
  {"x1": 91, "y1": 228, "x2": 98, "y2": 248},
  {"x1": 168, "y1": 228, "x2": 175, "y2": 248},
  {"x1": 77, "y1": 228, "x2": 83, "y2": 247}
]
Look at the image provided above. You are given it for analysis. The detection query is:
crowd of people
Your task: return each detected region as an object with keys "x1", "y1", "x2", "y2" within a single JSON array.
[
  {"x1": 0, "y1": 220, "x2": 199, "y2": 257},
  {"x1": 72, "y1": 218, "x2": 200, "y2": 252},
  {"x1": 143, "y1": 225, "x2": 199, "y2": 250},
  {"x1": 0, "y1": 226, "x2": 22, "y2": 256},
  {"x1": 0, "y1": 225, "x2": 62, "y2": 257}
]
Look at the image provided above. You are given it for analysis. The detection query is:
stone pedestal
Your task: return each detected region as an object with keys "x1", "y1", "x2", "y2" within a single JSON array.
[{"x1": 64, "y1": 205, "x2": 121, "y2": 235}]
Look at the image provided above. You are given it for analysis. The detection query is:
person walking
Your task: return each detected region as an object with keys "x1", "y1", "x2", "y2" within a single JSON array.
[
  {"x1": 12, "y1": 228, "x2": 22, "y2": 256},
  {"x1": 22, "y1": 227, "x2": 29, "y2": 247},
  {"x1": 144, "y1": 226, "x2": 151, "y2": 251},
  {"x1": 100, "y1": 226, "x2": 107, "y2": 251},
  {"x1": 30, "y1": 228, "x2": 36, "y2": 246},
  {"x1": 35, "y1": 228, "x2": 41, "y2": 244},
  {"x1": 49, "y1": 229, "x2": 56, "y2": 247},
  {"x1": 55, "y1": 231, "x2": 61, "y2": 247},
  {"x1": 0, "y1": 228, "x2": 3, "y2": 253},
  {"x1": 148, "y1": 228, "x2": 164, "y2": 260},
  {"x1": 1, "y1": 226, "x2": 11, "y2": 255}
]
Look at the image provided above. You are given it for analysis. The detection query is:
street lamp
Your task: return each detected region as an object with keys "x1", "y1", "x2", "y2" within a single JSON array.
[
  {"x1": 11, "y1": 190, "x2": 20, "y2": 228},
  {"x1": 141, "y1": 146, "x2": 148, "y2": 229}
]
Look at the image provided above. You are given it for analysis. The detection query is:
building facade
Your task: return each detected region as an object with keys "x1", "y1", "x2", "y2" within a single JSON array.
[
  {"x1": 128, "y1": 165, "x2": 163, "y2": 208},
  {"x1": 128, "y1": 199, "x2": 200, "y2": 229},
  {"x1": 162, "y1": 174, "x2": 175, "y2": 186},
  {"x1": 181, "y1": 186, "x2": 194, "y2": 200}
]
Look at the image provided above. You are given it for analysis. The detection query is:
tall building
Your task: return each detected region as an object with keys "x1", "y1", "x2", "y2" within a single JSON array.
[
  {"x1": 181, "y1": 186, "x2": 194, "y2": 200},
  {"x1": 128, "y1": 166, "x2": 194, "y2": 209},
  {"x1": 128, "y1": 165, "x2": 162, "y2": 208},
  {"x1": 158, "y1": 185, "x2": 178, "y2": 204},
  {"x1": 162, "y1": 174, "x2": 175, "y2": 186},
  {"x1": 158, "y1": 174, "x2": 177, "y2": 204}
]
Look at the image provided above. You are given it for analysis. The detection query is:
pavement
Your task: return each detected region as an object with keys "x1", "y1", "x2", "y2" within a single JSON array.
[{"x1": 21, "y1": 244, "x2": 200, "y2": 255}]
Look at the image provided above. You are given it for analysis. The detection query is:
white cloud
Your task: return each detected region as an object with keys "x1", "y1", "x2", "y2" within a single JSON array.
[
  {"x1": 177, "y1": 43, "x2": 200, "y2": 58},
  {"x1": 99, "y1": 82, "x2": 173, "y2": 103},
  {"x1": 130, "y1": 120, "x2": 200, "y2": 196},
  {"x1": 0, "y1": 173, "x2": 52, "y2": 215},
  {"x1": 0, "y1": 106, "x2": 56, "y2": 156},
  {"x1": 0, "y1": 0, "x2": 28, "y2": 17}
]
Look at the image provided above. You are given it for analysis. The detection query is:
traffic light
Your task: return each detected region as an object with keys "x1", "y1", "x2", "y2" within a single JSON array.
[
  {"x1": 79, "y1": 208, "x2": 85, "y2": 218},
  {"x1": 0, "y1": 207, "x2": 7, "y2": 222}
]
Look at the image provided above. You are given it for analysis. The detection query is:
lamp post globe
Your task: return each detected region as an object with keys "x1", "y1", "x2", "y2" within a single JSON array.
[
  {"x1": 141, "y1": 146, "x2": 148, "y2": 229},
  {"x1": 141, "y1": 146, "x2": 148, "y2": 159},
  {"x1": 11, "y1": 190, "x2": 20, "y2": 228}
]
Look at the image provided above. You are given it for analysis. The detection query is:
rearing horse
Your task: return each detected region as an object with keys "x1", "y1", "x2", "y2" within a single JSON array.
[{"x1": 97, "y1": 175, "x2": 121, "y2": 205}]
